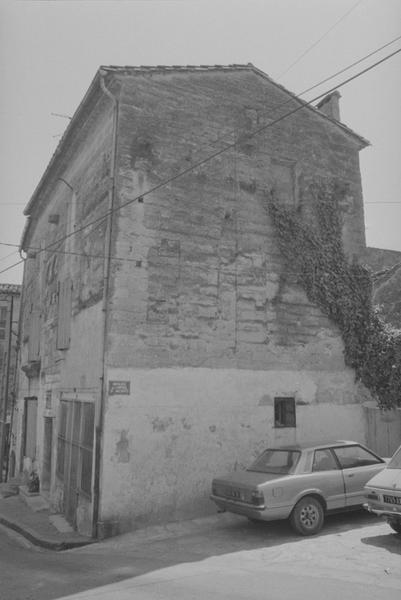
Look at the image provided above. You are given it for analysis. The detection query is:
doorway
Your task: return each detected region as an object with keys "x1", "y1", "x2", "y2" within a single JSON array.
[
  {"x1": 23, "y1": 397, "x2": 38, "y2": 462},
  {"x1": 42, "y1": 417, "x2": 53, "y2": 490},
  {"x1": 56, "y1": 399, "x2": 95, "y2": 528}
]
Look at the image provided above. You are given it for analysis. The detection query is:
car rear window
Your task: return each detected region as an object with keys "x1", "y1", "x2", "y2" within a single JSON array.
[
  {"x1": 388, "y1": 446, "x2": 401, "y2": 469},
  {"x1": 247, "y1": 449, "x2": 301, "y2": 474}
]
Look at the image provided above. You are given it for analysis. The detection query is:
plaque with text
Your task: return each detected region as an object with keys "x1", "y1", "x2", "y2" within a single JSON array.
[{"x1": 108, "y1": 380, "x2": 130, "y2": 396}]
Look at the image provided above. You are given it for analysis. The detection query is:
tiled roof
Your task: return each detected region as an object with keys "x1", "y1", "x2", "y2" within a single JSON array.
[{"x1": 101, "y1": 63, "x2": 253, "y2": 73}]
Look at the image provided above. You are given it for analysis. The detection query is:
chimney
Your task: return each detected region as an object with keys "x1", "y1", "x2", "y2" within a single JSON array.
[{"x1": 316, "y1": 91, "x2": 341, "y2": 121}]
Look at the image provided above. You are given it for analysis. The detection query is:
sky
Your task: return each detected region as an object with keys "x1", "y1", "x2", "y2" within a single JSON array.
[{"x1": 0, "y1": 0, "x2": 400, "y2": 285}]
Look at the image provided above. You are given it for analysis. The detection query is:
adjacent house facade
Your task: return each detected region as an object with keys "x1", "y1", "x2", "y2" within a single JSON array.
[
  {"x1": 0, "y1": 284, "x2": 21, "y2": 482},
  {"x1": 365, "y1": 246, "x2": 401, "y2": 329},
  {"x1": 13, "y1": 64, "x2": 374, "y2": 537}
]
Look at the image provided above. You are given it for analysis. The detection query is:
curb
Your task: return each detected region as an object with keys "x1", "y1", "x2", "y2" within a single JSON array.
[{"x1": 0, "y1": 514, "x2": 95, "y2": 551}]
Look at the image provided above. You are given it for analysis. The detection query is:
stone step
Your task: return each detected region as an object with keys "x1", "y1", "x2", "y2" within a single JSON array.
[
  {"x1": 0, "y1": 482, "x2": 19, "y2": 499},
  {"x1": 18, "y1": 485, "x2": 50, "y2": 512}
]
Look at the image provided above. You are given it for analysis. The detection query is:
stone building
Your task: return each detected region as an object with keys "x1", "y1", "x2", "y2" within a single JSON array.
[
  {"x1": 0, "y1": 284, "x2": 21, "y2": 482},
  {"x1": 13, "y1": 64, "x2": 372, "y2": 537}
]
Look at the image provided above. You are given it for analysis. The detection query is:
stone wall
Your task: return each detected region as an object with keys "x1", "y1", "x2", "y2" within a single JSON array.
[
  {"x1": 108, "y1": 69, "x2": 366, "y2": 371},
  {"x1": 98, "y1": 69, "x2": 370, "y2": 532},
  {"x1": 14, "y1": 67, "x2": 371, "y2": 536},
  {"x1": 14, "y1": 89, "x2": 115, "y2": 532}
]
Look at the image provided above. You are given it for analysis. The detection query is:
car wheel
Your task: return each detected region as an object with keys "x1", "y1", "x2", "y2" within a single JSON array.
[
  {"x1": 387, "y1": 517, "x2": 401, "y2": 534},
  {"x1": 290, "y1": 496, "x2": 324, "y2": 536}
]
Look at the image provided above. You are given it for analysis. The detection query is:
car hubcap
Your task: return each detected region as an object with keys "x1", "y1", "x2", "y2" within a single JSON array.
[{"x1": 300, "y1": 504, "x2": 319, "y2": 528}]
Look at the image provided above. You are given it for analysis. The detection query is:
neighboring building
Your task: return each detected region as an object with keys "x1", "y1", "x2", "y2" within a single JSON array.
[
  {"x1": 365, "y1": 246, "x2": 401, "y2": 329},
  {"x1": 362, "y1": 248, "x2": 401, "y2": 457},
  {"x1": 0, "y1": 284, "x2": 21, "y2": 482},
  {"x1": 14, "y1": 64, "x2": 372, "y2": 537}
]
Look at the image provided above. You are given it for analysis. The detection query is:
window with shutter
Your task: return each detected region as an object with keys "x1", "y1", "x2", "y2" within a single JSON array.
[
  {"x1": 57, "y1": 278, "x2": 72, "y2": 350},
  {"x1": 28, "y1": 310, "x2": 41, "y2": 361}
]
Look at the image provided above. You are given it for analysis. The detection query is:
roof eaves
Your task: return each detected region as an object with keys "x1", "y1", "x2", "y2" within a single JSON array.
[
  {"x1": 0, "y1": 283, "x2": 22, "y2": 295},
  {"x1": 23, "y1": 69, "x2": 104, "y2": 219},
  {"x1": 20, "y1": 69, "x2": 105, "y2": 251},
  {"x1": 100, "y1": 63, "x2": 254, "y2": 74},
  {"x1": 248, "y1": 64, "x2": 370, "y2": 148}
]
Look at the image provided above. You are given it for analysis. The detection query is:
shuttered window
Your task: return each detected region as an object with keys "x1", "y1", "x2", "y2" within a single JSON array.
[
  {"x1": 28, "y1": 309, "x2": 41, "y2": 361},
  {"x1": 57, "y1": 278, "x2": 72, "y2": 350}
]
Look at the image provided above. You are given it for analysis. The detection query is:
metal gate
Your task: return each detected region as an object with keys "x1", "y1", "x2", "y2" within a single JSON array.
[
  {"x1": 42, "y1": 417, "x2": 53, "y2": 490},
  {"x1": 23, "y1": 397, "x2": 38, "y2": 462},
  {"x1": 365, "y1": 405, "x2": 401, "y2": 457},
  {"x1": 56, "y1": 399, "x2": 95, "y2": 528}
]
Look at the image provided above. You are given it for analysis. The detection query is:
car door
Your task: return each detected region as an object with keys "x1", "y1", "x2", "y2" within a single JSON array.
[
  {"x1": 309, "y1": 448, "x2": 346, "y2": 510},
  {"x1": 332, "y1": 444, "x2": 385, "y2": 506}
]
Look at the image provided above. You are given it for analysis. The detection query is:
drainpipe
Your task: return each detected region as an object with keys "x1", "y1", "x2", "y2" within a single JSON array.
[
  {"x1": 0, "y1": 295, "x2": 13, "y2": 482},
  {"x1": 5, "y1": 308, "x2": 19, "y2": 482},
  {"x1": 92, "y1": 70, "x2": 119, "y2": 538}
]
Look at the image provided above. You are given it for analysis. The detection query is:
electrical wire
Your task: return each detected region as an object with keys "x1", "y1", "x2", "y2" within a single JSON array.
[
  {"x1": 278, "y1": 0, "x2": 364, "y2": 78},
  {"x1": 0, "y1": 44, "x2": 400, "y2": 278},
  {"x1": 1, "y1": 34, "x2": 398, "y2": 216},
  {"x1": 296, "y1": 33, "x2": 401, "y2": 97},
  {"x1": 0, "y1": 249, "x2": 19, "y2": 263}
]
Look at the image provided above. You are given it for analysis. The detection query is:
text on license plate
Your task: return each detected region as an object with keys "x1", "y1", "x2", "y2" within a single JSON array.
[
  {"x1": 383, "y1": 494, "x2": 401, "y2": 505},
  {"x1": 225, "y1": 488, "x2": 243, "y2": 500}
]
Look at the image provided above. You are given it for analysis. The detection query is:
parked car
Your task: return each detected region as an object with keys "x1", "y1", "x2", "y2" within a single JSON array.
[
  {"x1": 211, "y1": 440, "x2": 387, "y2": 536},
  {"x1": 364, "y1": 443, "x2": 401, "y2": 534}
]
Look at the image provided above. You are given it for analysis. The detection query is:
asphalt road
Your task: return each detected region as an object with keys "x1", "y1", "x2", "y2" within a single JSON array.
[{"x1": 0, "y1": 510, "x2": 400, "y2": 600}]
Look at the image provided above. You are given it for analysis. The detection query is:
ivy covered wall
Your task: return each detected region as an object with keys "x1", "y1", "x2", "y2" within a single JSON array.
[{"x1": 268, "y1": 179, "x2": 401, "y2": 409}]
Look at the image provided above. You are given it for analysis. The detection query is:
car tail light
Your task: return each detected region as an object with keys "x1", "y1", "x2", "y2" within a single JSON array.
[{"x1": 251, "y1": 490, "x2": 264, "y2": 506}]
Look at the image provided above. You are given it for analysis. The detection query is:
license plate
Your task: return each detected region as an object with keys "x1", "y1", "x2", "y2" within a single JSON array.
[
  {"x1": 383, "y1": 495, "x2": 401, "y2": 505},
  {"x1": 224, "y1": 488, "x2": 242, "y2": 500}
]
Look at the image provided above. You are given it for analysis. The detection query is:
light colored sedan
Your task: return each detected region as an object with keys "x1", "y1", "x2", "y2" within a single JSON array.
[
  {"x1": 364, "y1": 443, "x2": 401, "y2": 534},
  {"x1": 211, "y1": 440, "x2": 386, "y2": 535}
]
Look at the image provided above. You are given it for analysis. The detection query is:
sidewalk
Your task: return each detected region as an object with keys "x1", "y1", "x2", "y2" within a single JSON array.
[{"x1": 0, "y1": 483, "x2": 94, "y2": 551}]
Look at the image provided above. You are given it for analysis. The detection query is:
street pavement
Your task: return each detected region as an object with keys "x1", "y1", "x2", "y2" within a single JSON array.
[
  {"x1": 56, "y1": 513, "x2": 401, "y2": 600},
  {"x1": 1, "y1": 509, "x2": 400, "y2": 600}
]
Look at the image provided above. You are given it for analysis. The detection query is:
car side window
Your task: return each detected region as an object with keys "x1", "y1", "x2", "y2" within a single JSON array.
[
  {"x1": 333, "y1": 445, "x2": 382, "y2": 469},
  {"x1": 312, "y1": 449, "x2": 338, "y2": 472}
]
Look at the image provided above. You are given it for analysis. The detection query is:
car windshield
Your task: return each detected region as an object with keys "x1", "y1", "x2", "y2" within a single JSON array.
[
  {"x1": 247, "y1": 449, "x2": 301, "y2": 474},
  {"x1": 388, "y1": 446, "x2": 401, "y2": 469}
]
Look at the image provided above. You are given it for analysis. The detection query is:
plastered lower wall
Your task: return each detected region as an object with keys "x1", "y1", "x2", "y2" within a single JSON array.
[{"x1": 99, "y1": 366, "x2": 367, "y2": 532}]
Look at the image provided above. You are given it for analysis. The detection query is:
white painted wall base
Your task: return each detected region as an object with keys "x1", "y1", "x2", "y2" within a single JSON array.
[{"x1": 99, "y1": 367, "x2": 367, "y2": 531}]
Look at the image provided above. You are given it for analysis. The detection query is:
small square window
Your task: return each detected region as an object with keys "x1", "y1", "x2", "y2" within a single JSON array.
[{"x1": 274, "y1": 397, "x2": 296, "y2": 428}]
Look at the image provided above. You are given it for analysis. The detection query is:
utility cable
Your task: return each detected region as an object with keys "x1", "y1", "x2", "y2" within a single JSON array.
[
  {"x1": 297, "y1": 33, "x2": 401, "y2": 97},
  {"x1": 278, "y1": 0, "x2": 364, "y2": 78},
  {"x1": 1, "y1": 33, "x2": 398, "y2": 212},
  {"x1": 0, "y1": 45, "x2": 400, "y2": 278}
]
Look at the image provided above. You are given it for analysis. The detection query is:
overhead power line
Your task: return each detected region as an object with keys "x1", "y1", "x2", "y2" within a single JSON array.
[
  {"x1": 297, "y1": 33, "x2": 401, "y2": 97},
  {"x1": 1, "y1": 34, "x2": 400, "y2": 219},
  {"x1": 1, "y1": 194, "x2": 401, "y2": 265},
  {"x1": 0, "y1": 44, "x2": 400, "y2": 278},
  {"x1": 278, "y1": 0, "x2": 364, "y2": 78}
]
